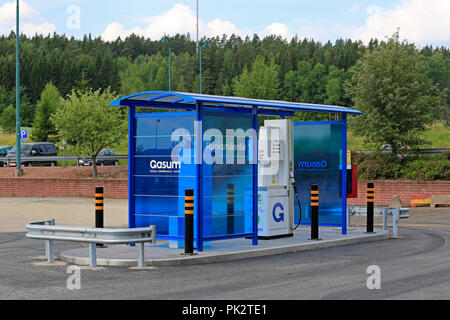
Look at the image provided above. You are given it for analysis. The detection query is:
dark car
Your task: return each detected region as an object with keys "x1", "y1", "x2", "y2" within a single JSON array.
[
  {"x1": 78, "y1": 149, "x2": 118, "y2": 166},
  {"x1": 0, "y1": 146, "x2": 13, "y2": 167},
  {"x1": 6, "y1": 142, "x2": 57, "y2": 167}
]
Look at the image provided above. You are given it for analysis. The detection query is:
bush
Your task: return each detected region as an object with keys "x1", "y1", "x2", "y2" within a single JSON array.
[{"x1": 353, "y1": 152, "x2": 450, "y2": 181}]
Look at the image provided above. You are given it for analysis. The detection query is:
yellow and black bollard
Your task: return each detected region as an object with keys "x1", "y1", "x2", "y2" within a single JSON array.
[
  {"x1": 227, "y1": 184, "x2": 235, "y2": 235},
  {"x1": 367, "y1": 182, "x2": 375, "y2": 233},
  {"x1": 310, "y1": 184, "x2": 320, "y2": 240},
  {"x1": 95, "y1": 186, "x2": 104, "y2": 247},
  {"x1": 184, "y1": 189, "x2": 195, "y2": 255}
]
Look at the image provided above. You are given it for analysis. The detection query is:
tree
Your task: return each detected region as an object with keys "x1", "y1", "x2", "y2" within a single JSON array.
[
  {"x1": 52, "y1": 88, "x2": 127, "y2": 177},
  {"x1": 232, "y1": 55, "x2": 280, "y2": 100},
  {"x1": 0, "y1": 105, "x2": 16, "y2": 133},
  {"x1": 32, "y1": 82, "x2": 62, "y2": 142},
  {"x1": 348, "y1": 32, "x2": 439, "y2": 155}
]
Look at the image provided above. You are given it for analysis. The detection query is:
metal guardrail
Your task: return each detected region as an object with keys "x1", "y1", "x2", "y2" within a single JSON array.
[
  {"x1": 353, "y1": 148, "x2": 449, "y2": 155},
  {"x1": 382, "y1": 207, "x2": 409, "y2": 237},
  {"x1": 2, "y1": 155, "x2": 127, "y2": 167},
  {"x1": 26, "y1": 220, "x2": 156, "y2": 268}
]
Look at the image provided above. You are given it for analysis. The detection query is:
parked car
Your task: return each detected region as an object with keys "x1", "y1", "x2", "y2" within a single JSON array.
[
  {"x1": 5, "y1": 142, "x2": 57, "y2": 167},
  {"x1": 381, "y1": 144, "x2": 407, "y2": 159},
  {"x1": 0, "y1": 146, "x2": 13, "y2": 167},
  {"x1": 78, "y1": 149, "x2": 118, "y2": 166}
]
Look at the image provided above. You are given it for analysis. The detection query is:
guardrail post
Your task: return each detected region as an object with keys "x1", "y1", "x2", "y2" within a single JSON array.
[
  {"x1": 392, "y1": 208, "x2": 399, "y2": 237},
  {"x1": 44, "y1": 219, "x2": 55, "y2": 263},
  {"x1": 184, "y1": 189, "x2": 195, "y2": 255},
  {"x1": 95, "y1": 187, "x2": 104, "y2": 247},
  {"x1": 309, "y1": 185, "x2": 320, "y2": 240},
  {"x1": 89, "y1": 243, "x2": 97, "y2": 267},
  {"x1": 227, "y1": 184, "x2": 234, "y2": 234},
  {"x1": 367, "y1": 182, "x2": 375, "y2": 233},
  {"x1": 138, "y1": 243, "x2": 145, "y2": 268}
]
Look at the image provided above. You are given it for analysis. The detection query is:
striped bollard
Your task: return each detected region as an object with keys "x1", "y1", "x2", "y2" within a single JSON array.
[
  {"x1": 310, "y1": 184, "x2": 320, "y2": 240},
  {"x1": 367, "y1": 183, "x2": 375, "y2": 233},
  {"x1": 95, "y1": 187, "x2": 104, "y2": 247},
  {"x1": 184, "y1": 189, "x2": 195, "y2": 255},
  {"x1": 227, "y1": 184, "x2": 234, "y2": 235}
]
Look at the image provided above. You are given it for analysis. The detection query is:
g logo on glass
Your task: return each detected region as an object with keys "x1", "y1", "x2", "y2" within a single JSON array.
[{"x1": 272, "y1": 203, "x2": 284, "y2": 223}]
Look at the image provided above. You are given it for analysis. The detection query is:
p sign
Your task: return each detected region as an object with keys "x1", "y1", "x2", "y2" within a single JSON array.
[{"x1": 20, "y1": 130, "x2": 28, "y2": 139}]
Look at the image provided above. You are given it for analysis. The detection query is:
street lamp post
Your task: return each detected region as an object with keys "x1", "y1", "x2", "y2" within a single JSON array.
[
  {"x1": 199, "y1": 40, "x2": 209, "y2": 94},
  {"x1": 15, "y1": 0, "x2": 22, "y2": 176},
  {"x1": 163, "y1": 36, "x2": 171, "y2": 91}
]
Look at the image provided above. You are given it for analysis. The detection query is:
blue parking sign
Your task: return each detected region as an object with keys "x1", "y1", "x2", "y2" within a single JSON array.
[{"x1": 20, "y1": 130, "x2": 27, "y2": 139}]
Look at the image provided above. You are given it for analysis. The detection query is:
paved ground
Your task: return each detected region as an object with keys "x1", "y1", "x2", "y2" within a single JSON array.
[{"x1": 0, "y1": 197, "x2": 449, "y2": 300}]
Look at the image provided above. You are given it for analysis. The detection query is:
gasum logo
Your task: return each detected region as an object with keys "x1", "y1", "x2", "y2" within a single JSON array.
[{"x1": 150, "y1": 160, "x2": 180, "y2": 170}]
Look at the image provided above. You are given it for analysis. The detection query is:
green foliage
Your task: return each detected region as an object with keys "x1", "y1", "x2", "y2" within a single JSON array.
[
  {"x1": 232, "y1": 55, "x2": 280, "y2": 100},
  {"x1": 348, "y1": 32, "x2": 439, "y2": 155},
  {"x1": 353, "y1": 152, "x2": 450, "y2": 181},
  {"x1": 32, "y1": 82, "x2": 62, "y2": 142},
  {"x1": 52, "y1": 88, "x2": 127, "y2": 177},
  {"x1": 0, "y1": 105, "x2": 16, "y2": 133}
]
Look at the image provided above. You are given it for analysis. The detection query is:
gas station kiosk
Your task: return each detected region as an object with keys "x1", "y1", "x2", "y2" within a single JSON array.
[{"x1": 110, "y1": 92, "x2": 361, "y2": 251}]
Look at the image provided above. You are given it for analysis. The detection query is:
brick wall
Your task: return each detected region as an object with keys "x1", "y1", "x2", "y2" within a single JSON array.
[
  {"x1": 1, "y1": 176, "x2": 448, "y2": 206},
  {"x1": 348, "y1": 180, "x2": 450, "y2": 206},
  {"x1": 0, "y1": 177, "x2": 127, "y2": 199}
]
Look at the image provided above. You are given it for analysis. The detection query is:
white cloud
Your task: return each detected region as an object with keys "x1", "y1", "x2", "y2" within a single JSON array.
[
  {"x1": 349, "y1": 3, "x2": 361, "y2": 13},
  {"x1": 0, "y1": 0, "x2": 38, "y2": 23},
  {"x1": 352, "y1": 0, "x2": 450, "y2": 45},
  {"x1": 0, "y1": 0, "x2": 56, "y2": 36},
  {"x1": 101, "y1": 4, "x2": 245, "y2": 41},
  {"x1": 259, "y1": 22, "x2": 290, "y2": 39}
]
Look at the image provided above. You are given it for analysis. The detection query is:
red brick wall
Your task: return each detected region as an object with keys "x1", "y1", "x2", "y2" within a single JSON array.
[
  {"x1": 0, "y1": 177, "x2": 127, "y2": 199},
  {"x1": 348, "y1": 180, "x2": 450, "y2": 206},
  {"x1": 1, "y1": 177, "x2": 448, "y2": 206}
]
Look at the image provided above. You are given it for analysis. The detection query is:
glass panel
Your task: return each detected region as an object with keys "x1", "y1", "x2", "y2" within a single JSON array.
[
  {"x1": 293, "y1": 122, "x2": 343, "y2": 226},
  {"x1": 201, "y1": 113, "x2": 255, "y2": 238},
  {"x1": 133, "y1": 114, "x2": 196, "y2": 238}
]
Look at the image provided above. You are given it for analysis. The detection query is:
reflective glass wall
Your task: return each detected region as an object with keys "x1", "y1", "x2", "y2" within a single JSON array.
[{"x1": 293, "y1": 122, "x2": 343, "y2": 226}]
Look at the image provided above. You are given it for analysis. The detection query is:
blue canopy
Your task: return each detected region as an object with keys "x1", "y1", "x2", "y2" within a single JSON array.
[{"x1": 110, "y1": 91, "x2": 362, "y2": 116}]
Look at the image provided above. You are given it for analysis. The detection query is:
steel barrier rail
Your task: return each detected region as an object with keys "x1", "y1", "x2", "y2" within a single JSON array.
[
  {"x1": 25, "y1": 220, "x2": 156, "y2": 268},
  {"x1": 4, "y1": 155, "x2": 128, "y2": 166}
]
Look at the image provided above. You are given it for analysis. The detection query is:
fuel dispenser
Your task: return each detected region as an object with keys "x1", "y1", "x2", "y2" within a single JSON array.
[{"x1": 257, "y1": 119, "x2": 300, "y2": 239}]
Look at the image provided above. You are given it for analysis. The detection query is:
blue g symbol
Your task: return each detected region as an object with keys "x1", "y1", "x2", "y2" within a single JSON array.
[{"x1": 272, "y1": 203, "x2": 284, "y2": 223}]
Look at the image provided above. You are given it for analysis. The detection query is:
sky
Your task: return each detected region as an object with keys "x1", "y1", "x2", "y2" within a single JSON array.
[{"x1": 0, "y1": 0, "x2": 449, "y2": 47}]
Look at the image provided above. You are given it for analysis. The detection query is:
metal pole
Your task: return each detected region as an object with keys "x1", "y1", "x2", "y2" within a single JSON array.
[
  {"x1": 138, "y1": 242, "x2": 145, "y2": 268},
  {"x1": 89, "y1": 243, "x2": 97, "y2": 267},
  {"x1": 168, "y1": 42, "x2": 171, "y2": 91},
  {"x1": 196, "y1": 0, "x2": 199, "y2": 55},
  {"x1": 310, "y1": 184, "x2": 320, "y2": 240},
  {"x1": 15, "y1": 0, "x2": 22, "y2": 175},
  {"x1": 367, "y1": 182, "x2": 375, "y2": 233},
  {"x1": 199, "y1": 43, "x2": 202, "y2": 94}
]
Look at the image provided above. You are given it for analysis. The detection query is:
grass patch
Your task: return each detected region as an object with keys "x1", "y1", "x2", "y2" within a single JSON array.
[{"x1": 348, "y1": 121, "x2": 450, "y2": 150}]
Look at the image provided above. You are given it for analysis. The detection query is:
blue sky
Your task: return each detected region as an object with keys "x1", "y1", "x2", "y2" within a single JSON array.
[{"x1": 1, "y1": 0, "x2": 449, "y2": 47}]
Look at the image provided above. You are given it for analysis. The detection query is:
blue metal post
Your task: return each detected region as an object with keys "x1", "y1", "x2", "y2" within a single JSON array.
[
  {"x1": 196, "y1": 103, "x2": 203, "y2": 251},
  {"x1": 252, "y1": 106, "x2": 258, "y2": 245},
  {"x1": 128, "y1": 106, "x2": 135, "y2": 229},
  {"x1": 341, "y1": 113, "x2": 347, "y2": 235}
]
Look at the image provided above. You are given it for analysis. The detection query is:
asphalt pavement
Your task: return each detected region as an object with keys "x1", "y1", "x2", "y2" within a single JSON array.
[{"x1": 1, "y1": 197, "x2": 449, "y2": 300}]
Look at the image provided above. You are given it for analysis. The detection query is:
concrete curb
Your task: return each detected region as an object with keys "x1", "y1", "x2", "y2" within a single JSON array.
[{"x1": 59, "y1": 230, "x2": 390, "y2": 267}]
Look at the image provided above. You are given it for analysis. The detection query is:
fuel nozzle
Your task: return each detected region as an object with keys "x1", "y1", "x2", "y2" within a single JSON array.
[{"x1": 290, "y1": 171, "x2": 298, "y2": 195}]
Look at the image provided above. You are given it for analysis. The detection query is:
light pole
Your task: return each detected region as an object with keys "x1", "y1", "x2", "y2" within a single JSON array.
[
  {"x1": 15, "y1": 0, "x2": 22, "y2": 176},
  {"x1": 199, "y1": 40, "x2": 209, "y2": 94},
  {"x1": 163, "y1": 36, "x2": 171, "y2": 91}
]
